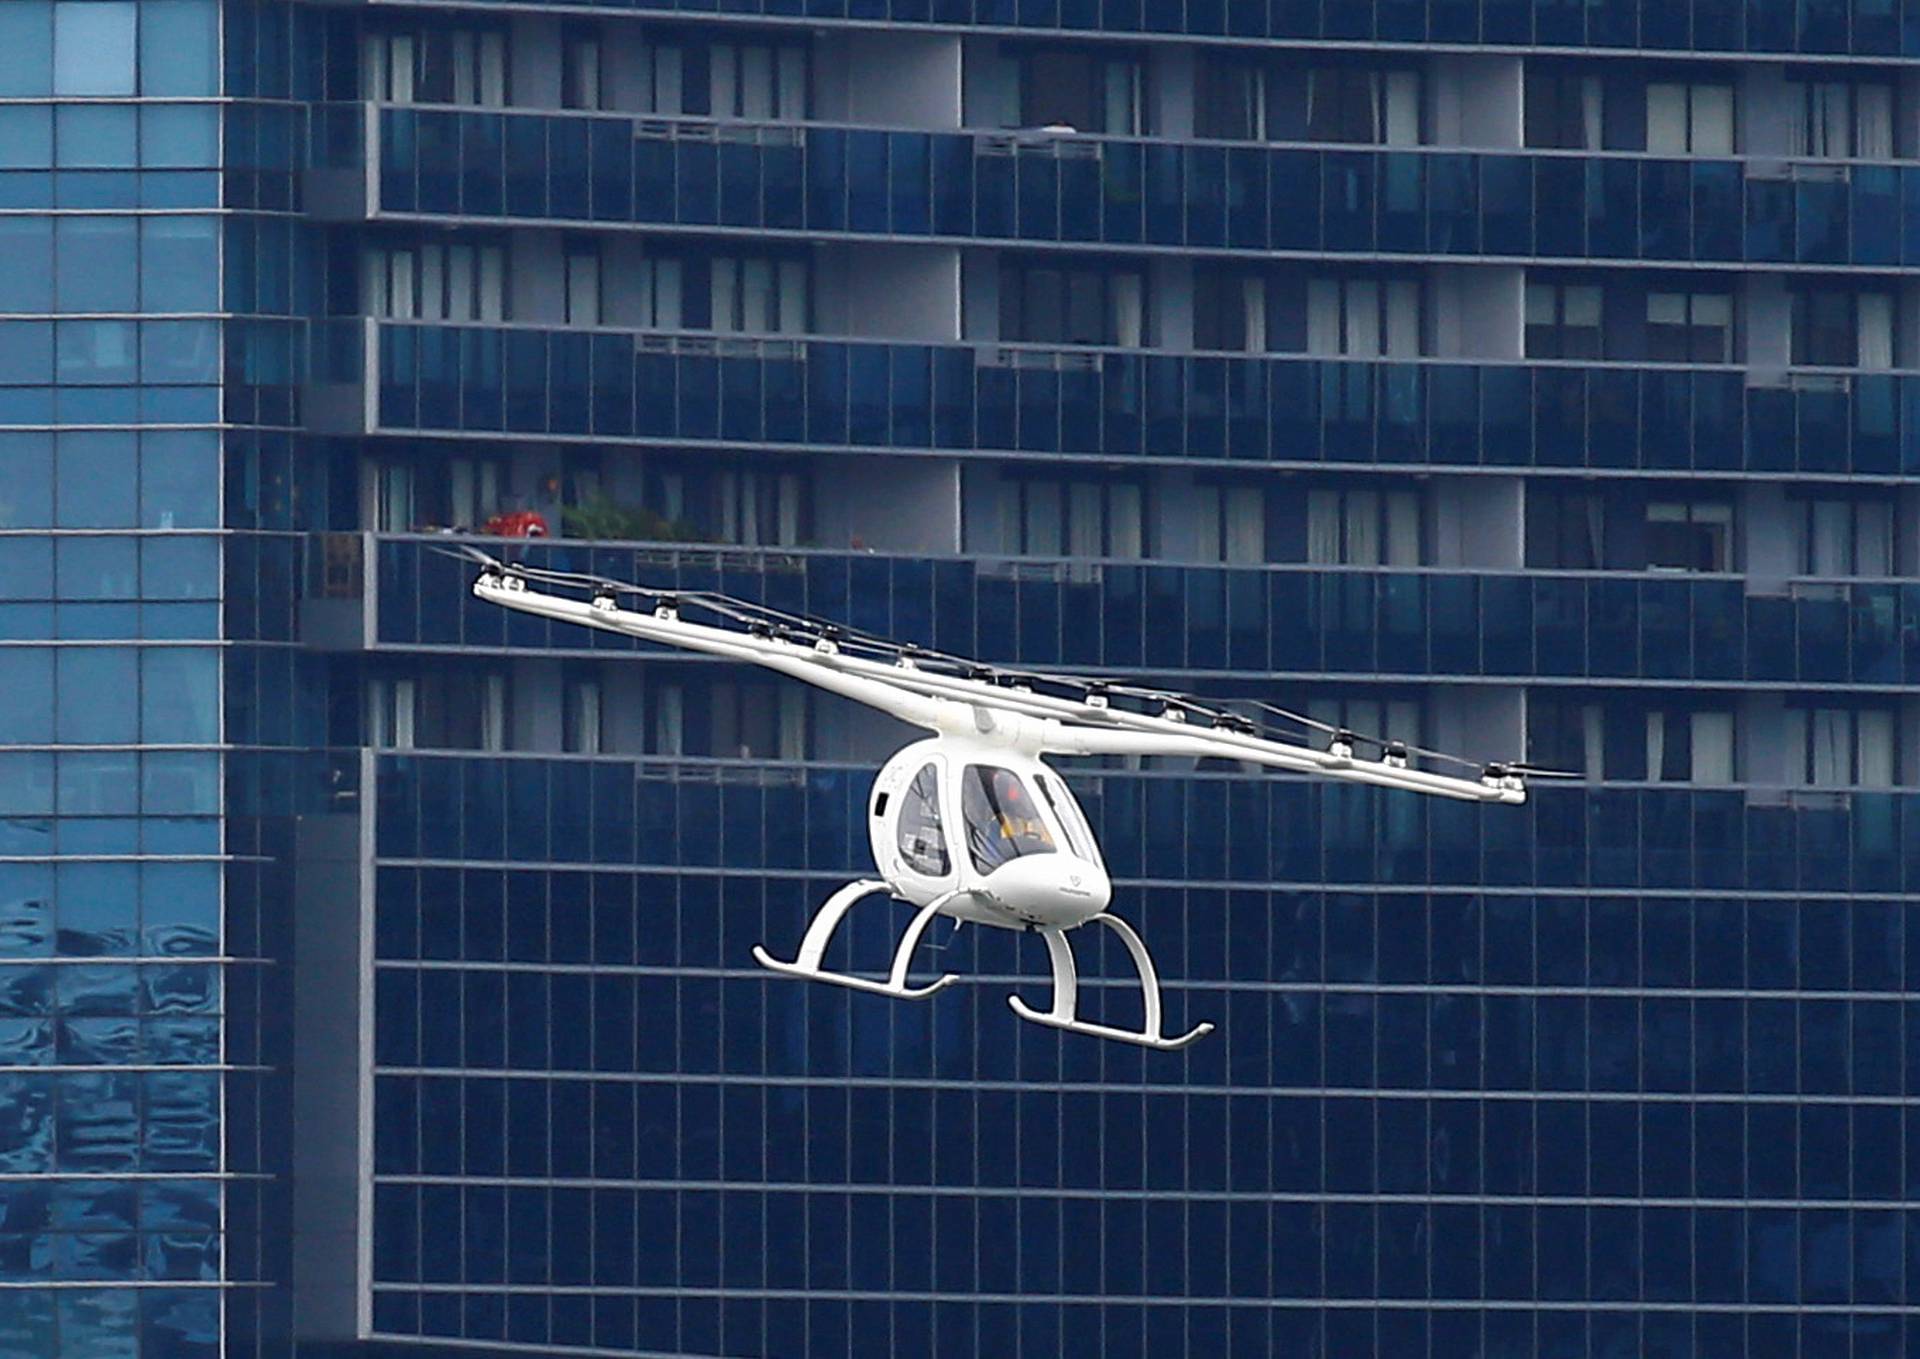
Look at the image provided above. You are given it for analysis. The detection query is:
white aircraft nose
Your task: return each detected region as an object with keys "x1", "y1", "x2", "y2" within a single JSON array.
[{"x1": 982, "y1": 854, "x2": 1111, "y2": 928}]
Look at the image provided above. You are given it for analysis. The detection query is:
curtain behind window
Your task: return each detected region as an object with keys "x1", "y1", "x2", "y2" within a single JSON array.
[
  {"x1": 1345, "y1": 490, "x2": 1381, "y2": 564},
  {"x1": 1858, "y1": 293, "x2": 1893, "y2": 368},
  {"x1": 1109, "y1": 274, "x2": 1144, "y2": 347},
  {"x1": 1858, "y1": 709, "x2": 1895, "y2": 785},
  {"x1": 1307, "y1": 488, "x2": 1341, "y2": 563},
  {"x1": 1809, "y1": 500, "x2": 1851, "y2": 574},
  {"x1": 1385, "y1": 491, "x2": 1421, "y2": 565},
  {"x1": 1383, "y1": 71, "x2": 1419, "y2": 146},
  {"x1": 1691, "y1": 711, "x2": 1734, "y2": 782},
  {"x1": 1857, "y1": 502, "x2": 1893, "y2": 574},
  {"x1": 1857, "y1": 84, "x2": 1893, "y2": 157},
  {"x1": 1223, "y1": 486, "x2": 1265, "y2": 564},
  {"x1": 1810, "y1": 708, "x2": 1849, "y2": 784}
]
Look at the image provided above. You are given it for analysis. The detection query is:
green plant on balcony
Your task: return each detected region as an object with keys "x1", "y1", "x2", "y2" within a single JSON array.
[{"x1": 559, "y1": 492, "x2": 704, "y2": 544}]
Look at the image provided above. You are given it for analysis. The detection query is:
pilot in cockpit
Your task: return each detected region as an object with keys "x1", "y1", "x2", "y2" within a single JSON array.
[{"x1": 963, "y1": 766, "x2": 1055, "y2": 871}]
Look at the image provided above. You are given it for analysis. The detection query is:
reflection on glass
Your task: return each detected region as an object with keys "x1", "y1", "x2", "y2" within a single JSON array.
[{"x1": 53, "y1": 2, "x2": 135, "y2": 97}]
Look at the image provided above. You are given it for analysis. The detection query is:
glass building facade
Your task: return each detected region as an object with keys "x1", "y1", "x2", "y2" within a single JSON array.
[{"x1": 11, "y1": 1, "x2": 1920, "y2": 1356}]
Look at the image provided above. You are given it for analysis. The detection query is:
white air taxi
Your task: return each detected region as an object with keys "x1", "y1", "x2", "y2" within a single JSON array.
[{"x1": 472, "y1": 555, "x2": 1529, "y2": 1051}]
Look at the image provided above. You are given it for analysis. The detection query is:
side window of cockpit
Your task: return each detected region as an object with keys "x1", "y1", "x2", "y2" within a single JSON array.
[
  {"x1": 962, "y1": 765, "x2": 1056, "y2": 873},
  {"x1": 895, "y1": 763, "x2": 950, "y2": 877},
  {"x1": 1032, "y1": 774, "x2": 1086, "y2": 857}
]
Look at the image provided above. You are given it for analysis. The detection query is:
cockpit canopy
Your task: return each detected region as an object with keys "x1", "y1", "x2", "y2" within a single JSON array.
[
  {"x1": 961, "y1": 764, "x2": 1056, "y2": 873},
  {"x1": 887, "y1": 753, "x2": 1103, "y2": 885}
]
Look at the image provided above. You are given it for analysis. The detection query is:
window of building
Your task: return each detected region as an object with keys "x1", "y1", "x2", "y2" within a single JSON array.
[
  {"x1": 1646, "y1": 82, "x2": 1734, "y2": 155},
  {"x1": 707, "y1": 41, "x2": 809, "y2": 120},
  {"x1": 1196, "y1": 60, "x2": 1270, "y2": 140},
  {"x1": 368, "y1": 454, "x2": 511, "y2": 533},
  {"x1": 367, "y1": 678, "x2": 416, "y2": 750},
  {"x1": 564, "y1": 245, "x2": 601, "y2": 327},
  {"x1": 1646, "y1": 707, "x2": 1736, "y2": 783},
  {"x1": 446, "y1": 457, "x2": 506, "y2": 531},
  {"x1": 999, "y1": 262, "x2": 1145, "y2": 347},
  {"x1": 1197, "y1": 272, "x2": 1423, "y2": 357},
  {"x1": 1196, "y1": 56, "x2": 1424, "y2": 144},
  {"x1": 1306, "y1": 486, "x2": 1422, "y2": 566},
  {"x1": 636, "y1": 460, "x2": 806, "y2": 546},
  {"x1": 636, "y1": 255, "x2": 806, "y2": 334},
  {"x1": 365, "y1": 241, "x2": 508, "y2": 323},
  {"x1": 1306, "y1": 277, "x2": 1422, "y2": 358},
  {"x1": 636, "y1": 257, "x2": 683, "y2": 329},
  {"x1": 1525, "y1": 282, "x2": 1603, "y2": 360},
  {"x1": 709, "y1": 256, "x2": 808, "y2": 334},
  {"x1": 1525, "y1": 70, "x2": 1604, "y2": 149},
  {"x1": 648, "y1": 681, "x2": 684, "y2": 755},
  {"x1": 1306, "y1": 696, "x2": 1423, "y2": 753},
  {"x1": 1020, "y1": 48, "x2": 1143, "y2": 133},
  {"x1": 1788, "y1": 78, "x2": 1895, "y2": 158},
  {"x1": 1273, "y1": 65, "x2": 1421, "y2": 145},
  {"x1": 1525, "y1": 483, "x2": 1606, "y2": 569},
  {"x1": 562, "y1": 674, "x2": 603, "y2": 755},
  {"x1": 1788, "y1": 706, "x2": 1897, "y2": 786},
  {"x1": 1529, "y1": 695, "x2": 1735, "y2": 782},
  {"x1": 1005, "y1": 478, "x2": 1145, "y2": 559},
  {"x1": 1800, "y1": 497, "x2": 1895, "y2": 575},
  {"x1": 709, "y1": 682, "x2": 807, "y2": 759},
  {"x1": 365, "y1": 27, "x2": 508, "y2": 106},
  {"x1": 2, "y1": 2, "x2": 210, "y2": 100},
  {"x1": 1190, "y1": 483, "x2": 1269, "y2": 564},
  {"x1": 1792, "y1": 288, "x2": 1894, "y2": 368},
  {"x1": 636, "y1": 37, "x2": 807, "y2": 119},
  {"x1": 636, "y1": 39, "x2": 685, "y2": 114},
  {"x1": 1646, "y1": 292, "x2": 1734, "y2": 363},
  {"x1": 369, "y1": 462, "x2": 415, "y2": 533},
  {"x1": 1194, "y1": 272, "x2": 1273, "y2": 352},
  {"x1": 369, "y1": 672, "x2": 507, "y2": 751},
  {"x1": 54, "y1": 1, "x2": 136, "y2": 97},
  {"x1": 974, "y1": 45, "x2": 1144, "y2": 134},
  {"x1": 562, "y1": 29, "x2": 604, "y2": 111},
  {"x1": 1646, "y1": 500, "x2": 1734, "y2": 572},
  {"x1": 1527, "y1": 693, "x2": 1605, "y2": 778},
  {"x1": 715, "y1": 466, "x2": 806, "y2": 547}
]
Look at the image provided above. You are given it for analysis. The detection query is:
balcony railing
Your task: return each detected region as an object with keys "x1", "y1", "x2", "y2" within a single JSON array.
[
  {"x1": 359, "y1": 320, "x2": 1919, "y2": 477},
  {"x1": 359, "y1": 532, "x2": 1920, "y2": 687},
  {"x1": 379, "y1": 0, "x2": 1907, "y2": 61},
  {"x1": 370, "y1": 749, "x2": 1920, "y2": 897},
  {"x1": 361, "y1": 103, "x2": 1920, "y2": 267}
]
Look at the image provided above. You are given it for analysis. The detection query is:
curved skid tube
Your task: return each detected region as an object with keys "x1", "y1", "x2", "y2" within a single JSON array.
[
  {"x1": 752, "y1": 879, "x2": 959, "y2": 1001},
  {"x1": 1007, "y1": 996, "x2": 1213, "y2": 1051},
  {"x1": 1006, "y1": 914, "x2": 1214, "y2": 1051}
]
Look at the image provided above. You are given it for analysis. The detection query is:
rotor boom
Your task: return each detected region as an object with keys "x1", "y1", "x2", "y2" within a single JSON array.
[{"x1": 470, "y1": 557, "x2": 1526, "y2": 805}]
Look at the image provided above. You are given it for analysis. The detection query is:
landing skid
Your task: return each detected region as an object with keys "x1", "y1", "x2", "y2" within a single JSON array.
[
  {"x1": 754, "y1": 883, "x2": 1212, "y2": 1050},
  {"x1": 751, "y1": 878, "x2": 960, "y2": 1000},
  {"x1": 1007, "y1": 914, "x2": 1214, "y2": 1051}
]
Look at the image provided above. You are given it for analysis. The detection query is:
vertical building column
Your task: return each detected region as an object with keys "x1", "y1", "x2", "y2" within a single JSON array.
[{"x1": 290, "y1": 803, "x2": 373, "y2": 1346}]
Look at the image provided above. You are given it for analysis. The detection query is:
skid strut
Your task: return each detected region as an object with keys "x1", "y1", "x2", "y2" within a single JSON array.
[
  {"x1": 1007, "y1": 913, "x2": 1214, "y2": 1051},
  {"x1": 753, "y1": 878, "x2": 959, "y2": 1000}
]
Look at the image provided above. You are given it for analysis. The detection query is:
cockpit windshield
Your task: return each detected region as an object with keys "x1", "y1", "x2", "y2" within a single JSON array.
[{"x1": 962, "y1": 765, "x2": 1056, "y2": 874}]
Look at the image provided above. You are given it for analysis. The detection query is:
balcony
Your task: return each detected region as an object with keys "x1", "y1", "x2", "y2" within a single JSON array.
[
  {"x1": 344, "y1": 533, "x2": 1920, "y2": 688},
  {"x1": 339, "y1": 103, "x2": 1920, "y2": 268},
  {"x1": 340, "y1": 319, "x2": 1920, "y2": 477}
]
